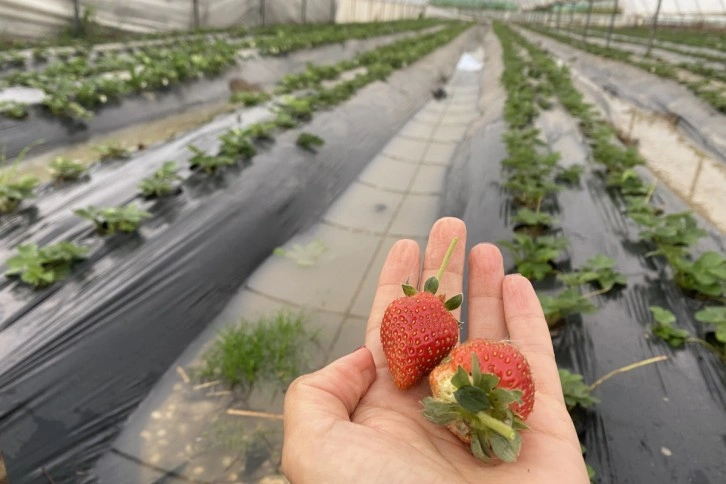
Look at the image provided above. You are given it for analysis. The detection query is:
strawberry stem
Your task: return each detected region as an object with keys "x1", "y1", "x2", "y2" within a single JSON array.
[
  {"x1": 436, "y1": 237, "x2": 459, "y2": 283},
  {"x1": 476, "y1": 411, "x2": 516, "y2": 441}
]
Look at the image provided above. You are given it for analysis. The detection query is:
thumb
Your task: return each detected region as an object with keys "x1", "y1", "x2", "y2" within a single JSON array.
[
  {"x1": 284, "y1": 346, "x2": 376, "y2": 428},
  {"x1": 282, "y1": 346, "x2": 376, "y2": 482}
]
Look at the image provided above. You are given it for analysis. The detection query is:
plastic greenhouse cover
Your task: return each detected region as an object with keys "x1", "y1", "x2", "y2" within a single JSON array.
[
  {"x1": 0, "y1": 27, "x2": 479, "y2": 483},
  {"x1": 443, "y1": 30, "x2": 726, "y2": 483},
  {"x1": 0, "y1": 0, "x2": 336, "y2": 40}
]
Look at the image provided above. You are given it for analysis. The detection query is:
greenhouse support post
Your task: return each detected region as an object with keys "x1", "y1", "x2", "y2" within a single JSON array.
[
  {"x1": 556, "y1": 2, "x2": 563, "y2": 29},
  {"x1": 331, "y1": 0, "x2": 336, "y2": 23},
  {"x1": 302, "y1": 0, "x2": 307, "y2": 24},
  {"x1": 192, "y1": 0, "x2": 200, "y2": 29},
  {"x1": 568, "y1": 2, "x2": 575, "y2": 27},
  {"x1": 583, "y1": 0, "x2": 594, "y2": 41},
  {"x1": 606, "y1": 0, "x2": 619, "y2": 48},
  {"x1": 645, "y1": 0, "x2": 663, "y2": 57},
  {"x1": 260, "y1": 0, "x2": 266, "y2": 26},
  {"x1": 72, "y1": 0, "x2": 81, "y2": 35}
]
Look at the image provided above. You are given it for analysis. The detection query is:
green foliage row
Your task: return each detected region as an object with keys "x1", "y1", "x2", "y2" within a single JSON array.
[
  {"x1": 499, "y1": 24, "x2": 726, "y2": 353},
  {"x1": 494, "y1": 22, "x2": 625, "y2": 333},
  {"x1": 2, "y1": 19, "x2": 445, "y2": 121}
]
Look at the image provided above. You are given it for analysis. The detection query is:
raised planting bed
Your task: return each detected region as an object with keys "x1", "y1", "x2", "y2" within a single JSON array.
[
  {"x1": 521, "y1": 24, "x2": 726, "y2": 115},
  {"x1": 0, "y1": 18, "x2": 445, "y2": 160},
  {"x1": 515, "y1": 27, "x2": 726, "y2": 166},
  {"x1": 443, "y1": 23, "x2": 725, "y2": 483},
  {"x1": 0, "y1": 23, "x2": 481, "y2": 483}
]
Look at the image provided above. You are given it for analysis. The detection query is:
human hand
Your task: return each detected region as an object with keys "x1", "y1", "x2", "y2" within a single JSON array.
[{"x1": 282, "y1": 217, "x2": 589, "y2": 483}]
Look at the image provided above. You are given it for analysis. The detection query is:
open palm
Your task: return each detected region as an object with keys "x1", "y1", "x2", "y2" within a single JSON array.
[{"x1": 283, "y1": 218, "x2": 589, "y2": 483}]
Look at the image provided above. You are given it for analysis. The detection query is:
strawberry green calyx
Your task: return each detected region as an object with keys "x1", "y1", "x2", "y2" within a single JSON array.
[
  {"x1": 422, "y1": 354, "x2": 529, "y2": 463},
  {"x1": 400, "y1": 237, "x2": 463, "y2": 312}
]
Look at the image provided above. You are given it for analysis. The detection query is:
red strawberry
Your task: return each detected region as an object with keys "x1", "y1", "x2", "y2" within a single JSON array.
[
  {"x1": 422, "y1": 339, "x2": 535, "y2": 463},
  {"x1": 380, "y1": 238, "x2": 462, "y2": 390}
]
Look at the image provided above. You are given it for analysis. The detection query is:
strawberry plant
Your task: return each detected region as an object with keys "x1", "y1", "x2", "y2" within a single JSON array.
[
  {"x1": 187, "y1": 145, "x2": 235, "y2": 174},
  {"x1": 624, "y1": 194, "x2": 662, "y2": 218},
  {"x1": 43, "y1": 92, "x2": 93, "y2": 121},
  {"x1": 539, "y1": 288, "x2": 597, "y2": 327},
  {"x1": 49, "y1": 157, "x2": 87, "y2": 182},
  {"x1": 0, "y1": 174, "x2": 38, "y2": 213},
  {"x1": 511, "y1": 208, "x2": 555, "y2": 235},
  {"x1": 273, "y1": 113, "x2": 298, "y2": 129},
  {"x1": 94, "y1": 142, "x2": 132, "y2": 161},
  {"x1": 218, "y1": 129, "x2": 257, "y2": 161},
  {"x1": 605, "y1": 168, "x2": 649, "y2": 196},
  {"x1": 242, "y1": 122, "x2": 277, "y2": 142},
  {"x1": 558, "y1": 255, "x2": 626, "y2": 292},
  {"x1": 74, "y1": 204, "x2": 152, "y2": 235},
  {"x1": 555, "y1": 165, "x2": 583, "y2": 185},
  {"x1": 5, "y1": 242, "x2": 88, "y2": 288},
  {"x1": 695, "y1": 307, "x2": 726, "y2": 345},
  {"x1": 669, "y1": 251, "x2": 726, "y2": 299},
  {"x1": 423, "y1": 339, "x2": 535, "y2": 462},
  {"x1": 504, "y1": 175, "x2": 560, "y2": 210},
  {"x1": 558, "y1": 369, "x2": 600, "y2": 411},
  {"x1": 138, "y1": 162, "x2": 181, "y2": 198},
  {"x1": 500, "y1": 233, "x2": 568, "y2": 280},
  {"x1": 296, "y1": 132, "x2": 325, "y2": 152},
  {"x1": 230, "y1": 90, "x2": 270, "y2": 106},
  {"x1": 381, "y1": 238, "x2": 462, "y2": 390},
  {"x1": 0, "y1": 101, "x2": 28, "y2": 120},
  {"x1": 635, "y1": 211, "x2": 705, "y2": 249},
  {"x1": 650, "y1": 306, "x2": 692, "y2": 348},
  {"x1": 276, "y1": 97, "x2": 315, "y2": 122}
]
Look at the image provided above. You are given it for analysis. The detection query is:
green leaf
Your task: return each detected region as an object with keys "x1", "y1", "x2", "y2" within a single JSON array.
[
  {"x1": 451, "y1": 365, "x2": 471, "y2": 389},
  {"x1": 715, "y1": 325, "x2": 726, "y2": 344},
  {"x1": 489, "y1": 431, "x2": 521, "y2": 462},
  {"x1": 695, "y1": 306, "x2": 726, "y2": 324},
  {"x1": 489, "y1": 388, "x2": 522, "y2": 410},
  {"x1": 650, "y1": 306, "x2": 676, "y2": 325},
  {"x1": 423, "y1": 276, "x2": 439, "y2": 294},
  {"x1": 454, "y1": 385, "x2": 491, "y2": 414},
  {"x1": 470, "y1": 432, "x2": 491, "y2": 461},
  {"x1": 444, "y1": 293, "x2": 462, "y2": 311},
  {"x1": 402, "y1": 284, "x2": 417, "y2": 297},
  {"x1": 476, "y1": 373, "x2": 500, "y2": 393},
  {"x1": 559, "y1": 368, "x2": 600, "y2": 410},
  {"x1": 421, "y1": 398, "x2": 461, "y2": 425}
]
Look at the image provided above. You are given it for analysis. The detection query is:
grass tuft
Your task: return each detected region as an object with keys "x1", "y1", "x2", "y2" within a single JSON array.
[{"x1": 197, "y1": 310, "x2": 318, "y2": 394}]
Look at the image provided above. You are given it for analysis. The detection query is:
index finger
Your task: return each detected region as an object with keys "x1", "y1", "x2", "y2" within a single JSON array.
[{"x1": 364, "y1": 240, "x2": 421, "y2": 369}]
